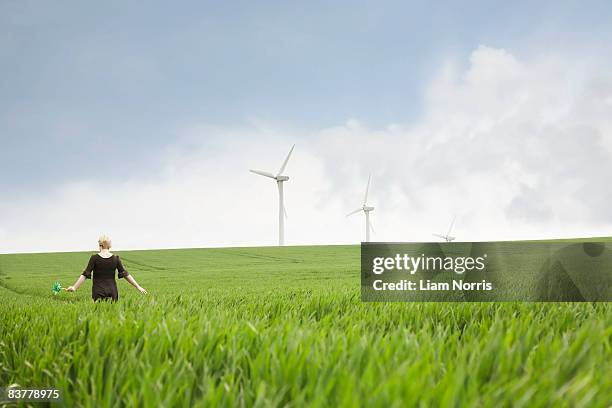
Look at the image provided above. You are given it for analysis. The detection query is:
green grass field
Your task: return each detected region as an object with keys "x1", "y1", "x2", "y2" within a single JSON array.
[{"x1": 1, "y1": 245, "x2": 611, "y2": 407}]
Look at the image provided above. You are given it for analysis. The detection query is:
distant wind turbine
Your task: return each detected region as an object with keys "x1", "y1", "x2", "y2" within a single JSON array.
[
  {"x1": 433, "y1": 215, "x2": 456, "y2": 242},
  {"x1": 347, "y1": 174, "x2": 375, "y2": 242},
  {"x1": 249, "y1": 145, "x2": 295, "y2": 246}
]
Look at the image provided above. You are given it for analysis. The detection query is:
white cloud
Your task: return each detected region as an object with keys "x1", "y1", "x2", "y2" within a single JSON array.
[{"x1": 2, "y1": 45, "x2": 612, "y2": 253}]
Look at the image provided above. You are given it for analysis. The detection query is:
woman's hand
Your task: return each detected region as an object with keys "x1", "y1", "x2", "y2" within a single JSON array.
[
  {"x1": 137, "y1": 286, "x2": 148, "y2": 295},
  {"x1": 66, "y1": 286, "x2": 76, "y2": 292}
]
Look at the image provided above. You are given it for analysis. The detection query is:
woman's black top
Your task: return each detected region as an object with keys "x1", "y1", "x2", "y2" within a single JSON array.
[{"x1": 82, "y1": 254, "x2": 129, "y2": 301}]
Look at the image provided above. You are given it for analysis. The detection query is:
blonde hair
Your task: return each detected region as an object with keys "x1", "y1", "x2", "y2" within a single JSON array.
[{"x1": 98, "y1": 234, "x2": 112, "y2": 250}]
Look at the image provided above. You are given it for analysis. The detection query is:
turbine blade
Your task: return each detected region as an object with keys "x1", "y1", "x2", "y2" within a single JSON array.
[
  {"x1": 346, "y1": 208, "x2": 363, "y2": 217},
  {"x1": 447, "y1": 215, "x2": 456, "y2": 237},
  {"x1": 363, "y1": 174, "x2": 371, "y2": 205},
  {"x1": 249, "y1": 169, "x2": 276, "y2": 179},
  {"x1": 277, "y1": 144, "x2": 295, "y2": 176},
  {"x1": 447, "y1": 236, "x2": 455, "y2": 241},
  {"x1": 283, "y1": 205, "x2": 288, "y2": 219},
  {"x1": 432, "y1": 233, "x2": 446, "y2": 239},
  {"x1": 369, "y1": 221, "x2": 375, "y2": 234}
]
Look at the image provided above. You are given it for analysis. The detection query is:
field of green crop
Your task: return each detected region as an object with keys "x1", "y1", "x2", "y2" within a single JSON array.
[{"x1": 1, "y1": 245, "x2": 611, "y2": 407}]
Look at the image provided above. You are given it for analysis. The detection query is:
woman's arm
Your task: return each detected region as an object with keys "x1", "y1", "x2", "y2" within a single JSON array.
[
  {"x1": 125, "y1": 274, "x2": 147, "y2": 294},
  {"x1": 68, "y1": 255, "x2": 94, "y2": 292},
  {"x1": 66, "y1": 275, "x2": 86, "y2": 292},
  {"x1": 116, "y1": 256, "x2": 147, "y2": 294}
]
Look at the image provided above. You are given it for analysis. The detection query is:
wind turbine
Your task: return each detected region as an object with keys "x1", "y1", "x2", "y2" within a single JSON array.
[
  {"x1": 347, "y1": 175, "x2": 375, "y2": 242},
  {"x1": 249, "y1": 145, "x2": 294, "y2": 246},
  {"x1": 433, "y1": 215, "x2": 456, "y2": 242}
]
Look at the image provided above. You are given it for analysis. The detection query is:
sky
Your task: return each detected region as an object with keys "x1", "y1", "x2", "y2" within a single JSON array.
[{"x1": 1, "y1": 0, "x2": 612, "y2": 253}]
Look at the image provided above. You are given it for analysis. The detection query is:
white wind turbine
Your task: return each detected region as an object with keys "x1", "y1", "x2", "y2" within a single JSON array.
[
  {"x1": 347, "y1": 174, "x2": 375, "y2": 242},
  {"x1": 433, "y1": 215, "x2": 456, "y2": 242},
  {"x1": 249, "y1": 145, "x2": 295, "y2": 246}
]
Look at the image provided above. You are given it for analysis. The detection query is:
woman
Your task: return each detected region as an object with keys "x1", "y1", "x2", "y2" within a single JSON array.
[{"x1": 67, "y1": 235, "x2": 147, "y2": 301}]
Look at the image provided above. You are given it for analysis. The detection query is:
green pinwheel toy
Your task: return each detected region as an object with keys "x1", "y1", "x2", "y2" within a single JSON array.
[{"x1": 52, "y1": 281, "x2": 63, "y2": 295}]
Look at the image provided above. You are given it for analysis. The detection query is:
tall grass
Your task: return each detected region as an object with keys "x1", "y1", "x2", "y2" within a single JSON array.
[{"x1": 1, "y1": 246, "x2": 610, "y2": 407}]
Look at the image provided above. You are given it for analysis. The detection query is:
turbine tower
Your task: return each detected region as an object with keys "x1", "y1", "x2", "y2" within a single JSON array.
[
  {"x1": 249, "y1": 145, "x2": 294, "y2": 246},
  {"x1": 347, "y1": 174, "x2": 375, "y2": 242},
  {"x1": 433, "y1": 215, "x2": 456, "y2": 242}
]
